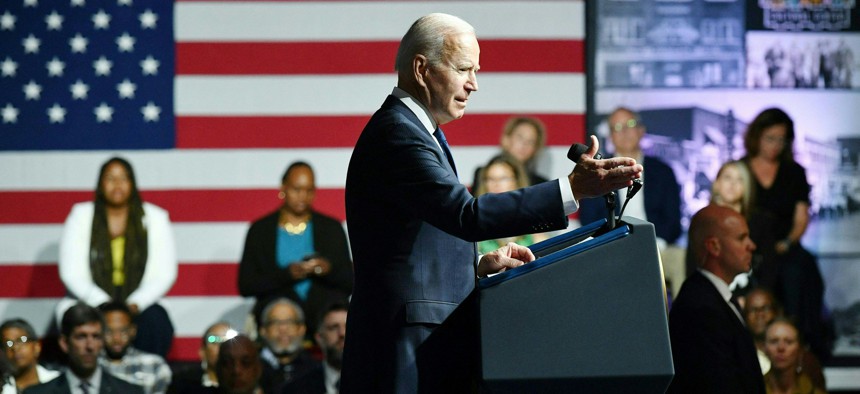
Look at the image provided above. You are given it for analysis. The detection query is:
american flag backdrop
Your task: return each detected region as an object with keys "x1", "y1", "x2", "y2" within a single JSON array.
[{"x1": 0, "y1": 0, "x2": 586, "y2": 361}]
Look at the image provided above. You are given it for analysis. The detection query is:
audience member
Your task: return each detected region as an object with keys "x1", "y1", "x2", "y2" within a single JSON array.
[
  {"x1": 745, "y1": 288, "x2": 826, "y2": 391},
  {"x1": 56, "y1": 157, "x2": 177, "y2": 357},
  {"x1": 711, "y1": 160, "x2": 754, "y2": 217},
  {"x1": 282, "y1": 302, "x2": 347, "y2": 394},
  {"x1": 239, "y1": 162, "x2": 353, "y2": 338},
  {"x1": 216, "y1": 336, "x2": 263, "y2": 394},
  {"x1": 97, "y1": 302, "x2": 171, "y2": 394},
  {"x1": 257, "y1": 299, "x2": 319, "y2": 394},
  {"x1": 473, "y1": 116, "x2": 548, "y2": 187},
  {"x1": 1, "y1": 319, "x2": 59, "y2": 392},
  {"x1": 763, "y1": 318, "x2": 827, "y2": 394},
  {"x1": 578, "y1": 107, "x2": 682, "y2": 249},
  {"x1": 169, "y1": 322, "x2": 237, "y2": 394},
  {"x1": 667, "y1": 205, "x2": 764, "y2": 394},
  {"x1": 742, "y1": 108, "x2": 829, "y2": 361},
  {"x1": 24, "y1": 303, "x2": 143, "y2": 394},
  {"x1": 472, "y1": 154, "x2": 548, "y2": 253}
]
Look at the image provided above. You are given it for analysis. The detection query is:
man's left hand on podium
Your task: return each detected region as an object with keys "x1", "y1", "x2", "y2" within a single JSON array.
[{"x1": 477, "y1": 242, "x2": 536, "y2": 278}]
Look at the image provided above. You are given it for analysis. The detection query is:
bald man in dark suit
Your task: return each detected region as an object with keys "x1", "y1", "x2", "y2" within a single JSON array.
[{"x1": 668, "y1": 205, "x2": 764, "y2": 394}]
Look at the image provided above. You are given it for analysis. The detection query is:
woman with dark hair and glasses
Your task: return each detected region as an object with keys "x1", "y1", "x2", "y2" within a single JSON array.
[
  {"x1": 742, "y1": 108, "x2": 829, "y2": 362},
  {"x1": 56, "y1": 157, "x2": 177, "y2": 357}
]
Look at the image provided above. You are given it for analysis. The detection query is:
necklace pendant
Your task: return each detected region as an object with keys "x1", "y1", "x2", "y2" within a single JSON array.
[{"x1": 284, "y1": 222, "x2": 307, "y2": 235}]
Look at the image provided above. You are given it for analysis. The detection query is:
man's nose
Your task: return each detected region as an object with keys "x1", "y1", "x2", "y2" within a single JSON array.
[{"x1": 467, "y1": 72, "x2": 478, "y2": 91}]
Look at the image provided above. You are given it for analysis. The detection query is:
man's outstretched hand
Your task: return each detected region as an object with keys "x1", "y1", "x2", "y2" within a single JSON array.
[{"x1": 569, "y1": 135, "x2": 643, "y2": 201}]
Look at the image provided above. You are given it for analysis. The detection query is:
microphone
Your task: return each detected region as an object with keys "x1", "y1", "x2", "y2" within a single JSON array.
[
  {"x1": 618, "y1": 179, "x2": 644, "y2": 220},
  {"x1": 567, "y1": 143, "x2": 601, "y2": 162}
]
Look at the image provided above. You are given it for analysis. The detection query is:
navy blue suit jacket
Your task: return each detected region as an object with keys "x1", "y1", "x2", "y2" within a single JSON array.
[
  {"x1": 667, "y1": 272, "x2": 765, "y2": 394},
  {"x1": 578, "y1": 155, "x2": 682, "y2": 244},
  {"x1": 341, "y1": 95, "x2": 568, "y2": 393},
  {"x1": 23, "y1": 371, "x2": 144, "y2": 394}
]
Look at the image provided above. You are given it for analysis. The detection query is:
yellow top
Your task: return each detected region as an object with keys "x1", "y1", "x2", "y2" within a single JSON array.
[{"x1": 111, "y1": 236, "x2": 125, "y2": 286}]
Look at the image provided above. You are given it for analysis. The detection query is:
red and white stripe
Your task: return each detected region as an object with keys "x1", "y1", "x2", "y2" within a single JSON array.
[{"x1": 0, "y1": 0, "x2": 585, "y2": 361}]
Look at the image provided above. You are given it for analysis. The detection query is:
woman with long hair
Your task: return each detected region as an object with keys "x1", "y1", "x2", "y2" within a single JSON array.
[
  {"x1": 742, "y1": 108, "x2": 829, "y2": 361},
  {"x1": 57, "y1": 157, "x2": 177, "y2": 357}
]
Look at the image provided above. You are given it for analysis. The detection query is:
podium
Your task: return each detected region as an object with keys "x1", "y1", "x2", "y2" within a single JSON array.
[{"x1": 418, "y1": 217, "x2": 674, "y2": 393}]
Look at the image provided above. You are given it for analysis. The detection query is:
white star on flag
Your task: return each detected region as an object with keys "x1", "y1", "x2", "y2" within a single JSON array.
[
  {"x1": 48, "y1": 104, "x2": 67, "y2": 123},
  {"x1": 92, "y1": 9, "x2": 110, "y2": 29},
  {"x1": 1, "y1": 11, "x2": 15, "y2": 30},
  {"x1": 140, "y1": 55, "x2": 159, "y2": 75},
  {"x1": 24, "y1": 81, "x2": 42, "y2": 100},
  {"x1": 2, "y1": 104, "x2": 19, "y2": 123},
  {"x1": 70, "y1": 34, "x2": 88, "y2": 53},
  {"x1": 70, "y1": 80, "x2": 89, "y2": 100},
  {"x1": 46, "y1": 11, "x2": 63, "y2": 30},
  {"x1": 23, "y1": 34, "x2": 41, "y2": 54},
  {"x1": 139, "y1": 9, "x2": 156, "y2": 29},
  {"x1": 47, "y1": 57, "x2": 65, "y2": 77},
  {"x1": 1, "y1": 58, "x2": 17, "y2": 77},
  {"x1": 94, "y1": 56, "x2": 112, "y2": 76},
  {"x1": 116, "y1": 33, "x2": 135, "y2": 52},
  {"x1": 94, "y1": 102, "x2": 113, "y2": 122},
  {"x1": 141, "y1": 101, "x2": 160, "y2": 122},
  {"x1": 71, "y1": 0, "x2": 85, "y2": 6},
  {"x1": 117, "y1": 79, "x2": 136, "y2": 99},
  {"x1": 24, "y1": 0, "x2": 38, "y2": 7}
]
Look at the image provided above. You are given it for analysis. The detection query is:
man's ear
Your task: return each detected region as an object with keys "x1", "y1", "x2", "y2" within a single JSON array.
[
  {"x1": 705, "y1": 236, "x2": 721, "y2": 257},
  {"x1": 413, "y1": 54, "x2": 430, "y2": 88},
  {"x1": 59, "y1": 335, "x2": 68, "y2": 354}
]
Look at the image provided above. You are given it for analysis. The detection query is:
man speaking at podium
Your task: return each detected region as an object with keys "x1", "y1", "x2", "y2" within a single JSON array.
[{"x1": 342, "y1": 13, "x2": 643, "y2": 393}]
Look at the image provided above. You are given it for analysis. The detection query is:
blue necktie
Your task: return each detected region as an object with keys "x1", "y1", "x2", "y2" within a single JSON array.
[{"x1": 433, "y1": 127, "x2": 457, "y2": 176}]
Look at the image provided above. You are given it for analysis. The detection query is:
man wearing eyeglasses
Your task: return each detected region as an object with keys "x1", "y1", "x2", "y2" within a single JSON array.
[
  {"x1": 257, "y1": 298, "x2": 319, "y2": 394},
  {"x1": 96, "y1": 302, "x2": 171, "y2": 394},
  {"x1": 282, "y1": 302, "x2": 348, "y2": 394},
  {"x1": 578, "y1": 106, "x2": 682, "y2": 250},
  {"x1": 1, "y1": 319, "x2": 60, "y2": 393},
  {"x1": 24, "y1": 303, "x2": 143, "y2": 394}
]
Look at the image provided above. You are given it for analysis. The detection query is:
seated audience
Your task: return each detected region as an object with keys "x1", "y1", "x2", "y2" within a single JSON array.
[
  {"x1": 239, "y1": 162, "x2": 352, "y2": 338},
  {"x1": 169, "y1": 322, "x2": 237, "y2": 394},
  {"x1": 763, "y1": 317, "x2": 827, "y2": 394},
  {"x1": 745, "y1": 288, "x2": 826, "y2": 391},
  {"x1": 282, "y1": 302, "x2": 348, "y2": 394},
  {"x1": 472, "y1": 154, "x2": 548, "y2": 253},
  {"x1": 24, "y1": 303, "x2": 144, "y2": 394},
  {"x1": 98, "y1": 302, "x2": 171, "y2": 394},
  {"x1": 257, "y1": 299, "x2": 320, "y2": 394},
  {"x1": 473, "y1": 116, "x2": 548, "y2": 187},
  {"x1": 57, "y1": 157, "x2": 177, "y2": 357},
  {"x1": 1, "y1": 319, "x2": 60, "y2": 392},
  {"x1": 578, "y1": 107, "x2": 682, "y2": 249},
  {"x1": 668, "y1": 205, "x2": 764, "y2": 394}
]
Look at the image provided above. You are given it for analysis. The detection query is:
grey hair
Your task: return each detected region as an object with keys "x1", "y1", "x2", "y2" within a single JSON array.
[
  {"x1": 261, "y1": 297, "x2": 305, "y2": 325},
  {"x1": 394, "y1": 13, "x2": 475, "y2": 73}
]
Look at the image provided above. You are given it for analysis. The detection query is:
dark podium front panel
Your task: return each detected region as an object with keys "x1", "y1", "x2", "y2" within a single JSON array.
[{"x1": 476, "y1": 217, "x2": 674, "y2": 393}]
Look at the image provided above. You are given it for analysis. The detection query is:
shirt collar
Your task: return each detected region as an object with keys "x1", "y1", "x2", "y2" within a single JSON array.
[
  {"x1": 699, "y1": 268, "x2": 733, "y2": 302},
  {"x1": 323, "y1": 362, "x2": 340, "y2": 394},
  {"x1": 66, "y1": 366, "x2": 102, "y2": 394},
  {"x1": 392, "y1": 87, "x2": 436, "y2": 134}
]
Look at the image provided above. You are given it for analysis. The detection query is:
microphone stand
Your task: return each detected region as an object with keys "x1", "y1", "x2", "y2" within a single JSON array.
[{"x1": 604, "y1": 191, "x2": 616, "y2": 229}]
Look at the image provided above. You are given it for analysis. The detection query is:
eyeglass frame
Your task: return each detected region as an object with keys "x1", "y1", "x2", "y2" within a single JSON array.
[
  {"x1": 4, "y1": 336, "x2": 31, "y2": 350},
  {"x1": 611, "y1": 118, "x2": 642, "y2": 133}
]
